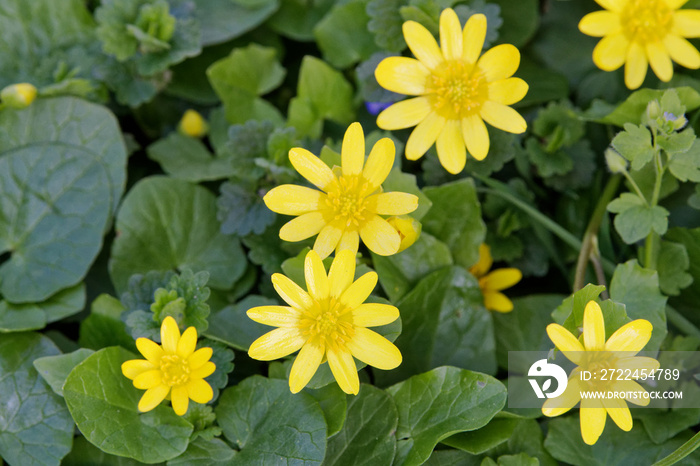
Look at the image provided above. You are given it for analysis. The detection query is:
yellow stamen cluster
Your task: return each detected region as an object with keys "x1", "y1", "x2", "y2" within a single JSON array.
[
  {"x1": 428, "y1": 61, "x2": 486, "y2": 118},
  {"x1": 159, "y1": 355, "x2": 190, "y2": 386},
  {"x1": 620, "y1": 0, "x2": 672, "y2": 44},
  {"x1": 324, "y1": 176, "x2": 372, "y2": 228},
  {"x1": 299, "y1": 298, "x2": 355, "y2": 350}
]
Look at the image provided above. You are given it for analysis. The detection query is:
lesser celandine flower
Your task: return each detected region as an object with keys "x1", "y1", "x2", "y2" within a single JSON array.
[
  {"x1": 386, "y1": 215, "x2": 421, "y2": 252},
  {"x1": 122, "y1": 316, "x2": 216, "y2": 416},
  {"x1": 0, "y1": 83, "x2": 37, "y2": 109},
  {"x1": 247, "y1": 249, "x2": 402, "y2": 395},
  {"x1": 542, "y1": 301, "x2": 658, "y2": 445},
  {"x1": 264, "y1": 122, "x2": 419, "y2": 259},
  {"x1": 469, "y1": 244, "x2": 522, "y2": 312},
  {"x1": 178, "y1": 109, "x2": 208, "y2": 138},
  {"x1": 374, "y1": 10, "x2": 528, "y2": 174},
  {"x1": 579, "y1": 0, "x2": 700, "y2": 89}
]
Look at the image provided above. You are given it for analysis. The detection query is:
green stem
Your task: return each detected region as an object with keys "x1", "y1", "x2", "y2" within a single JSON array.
[
  {"x1": 644, "y1": 147, "x2": 666, "y2": 270},
  {"x1": 573, "y1": 175, "x2": 621, "y2": 292},
  {"x1": 666, "y1": 305, "x2": 700, "y2": 339},
  {"x1": 621, "y1": 169, "x2": 648, "y2": 205},
  {"x1": 653, "y1": 429, "x2": 700, "y2": 466}
]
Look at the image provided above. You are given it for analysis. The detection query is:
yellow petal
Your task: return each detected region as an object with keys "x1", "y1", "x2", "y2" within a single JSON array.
[
  {"x1": 462, "y1": 114, "x2": 490, "y2": 161},
  {"x1": 673, "y1": 10, "x2": 700, "y2": 38},
  {"x1": 171, "y1": 385, "x2": 189, "y2": 416},
  {"x1": 403, "y1": 20, "x2": 444, "y2": 69},
  {"x1": 376, "y1": 97, "x2": 432, "y2": 131},
  {"x1": 342, "y1": 122, "x2": 365, "y2": 176},
  {"x1": 305, "y1": 249, "x2": 330, "y2": 301},
  {"x1": 289, "y1": 147, "x2": 335, "y2": 190},
  {"x1": 579, "y1": 11, "x2": 620, "y2": 37},
  {"x1": 327, "y1": 347, "x2": 359, "y2": 395},
  {"x1": 625, "y1": 41, "x2": 648, "y2": 90},
  {"x1": 190, "y1": 361, "x2": 216, "y2": 379},
  {"x1": 436, "y1": 119, "x2": 467, "y2": 174},
  {"x1": 580, "y1": 399, "x2": 607, "y2": 445},
  {"x1": 337, "y1": 230, "x2": 360, "y2": 256},
  {"x1": 665, "y1": 34, "x2": 700, "y2": 69},
  {"x1": 483, "y1": 291, "x2": 514, "y2": 313},
  {"x1": 136, "y1": 338, "x2": 164, "y2": 365},
  {"x1": 314, "y1": 220, "x2": 345, "y2": 259},
  {"x1": 359, "y1": 214, "x2": 401, "y2": 256},
  {"x1": 248, "y1": 328, "x2": 306, "y2": 361},
  {"x1": 188, "y1": 347, "x2": 213, "y2": 370},
  {"x1": 542, "y1": 375, "x2": 581, "y2": 417},
  {"x1": 340, "y1": 271, "x2": 378, "y2": 309},
  {"x1": 366, "y1": 192, "x2": 418, "y2": 216},
  {"x1": 480, "y1": 101, "x2": 527, "y2": 134},
  {"x1": 463, "y1": 13, "x2": 486, "y2": 64},
  {"x1": 328, "y1": 249, "x2": 356, "y2": 299},
  {"x1": 362, "y1": 137, "x2": 395, "y2": 190},
  {"x1": 405, "y1": 112, "x2": 445, "y2": 160},
  {"x1": 138, "y1": 384, "x2": 170, "y2": 412},
  {"x1": 614, "y1": 356, "x2": 660, "y2": 372},
  {"x1": 647, "y1": 41, "x2": 673, "y2": 82},
  {"x1": 133, "y1": 370, "x2": 162, "y2": 390},
  {"x1": 440, "y1": 8, "x2": 463, "y2": 60},
  {"x1": 477, "y1": 44, "x2": 520, "y2": 82},
  {"x1": 247, "y1": 305, "x2": 300, "y2": 327},
  {"x1": 161, "y1": 316, "x2": 180, "y2": 354},
  {"x1": 375, "y1": 56, "x2": 430, "y2": 95},
  {"x1": 488, "y1": 78, "x2": 528, "y2": 106},
  {"x1": 177, "y1": 327, "x2": 197, "y2": 359},
  {"x1": 613, "y1": 379, "x2": 651, "y2": 406},
  {"x1": 264, "y1": 185, "x2": 324, "y2": 215},
  {"x1": 272, "y1": 273, "x2": 314, "y2": 310},
  {"x1": 592, "y1": 33, "x2": 629, "y2": 71},
  {"x1": 666, "y1": 0, "x2": 689, "y2": 9},
  {"x1": 289, "y1": 342, "x2": 325, "y2": 393},
  {"x1": 351, "y1": 303, "x2": 399, "y2": 327},
  {"x1": 546, "y1": 324, "x2": 585, "y2": 364},
  {"x1": 279, "y1": 211, "x2": 326, "y2": 242},
  {"x1": 346, "y1": 328, "x2": 401, "y2": 372},
  {"x1": 583, "y1": 301, "x2": 606, "y2": 351},
  {"x1": 469, "y1": 243, "x2": 492, "y2": 278},
  {"x1": 602, "y1": 397, "x2": 633, "y2": 431},
  {"x1": 186, "y1": 378, "x2": 214, "y2": 404},
  {"x1": 605, "y1": 319, "x2": 653, "y2": 352},
  {"x1": 481, "y1": 268, "x2": 522, "y2": 292},
  {"x1": 122, "y1": 359, "x2": 155, "y2": 380},
  {"x1": 594, "y1": 0, "x2": 623, "y2": 11}
]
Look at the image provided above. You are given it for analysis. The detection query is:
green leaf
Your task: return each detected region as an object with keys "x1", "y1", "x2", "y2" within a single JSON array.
[
  {"x1": 109, "y1": 176, "x2": 248, "y2": 294},
  {"x1": 489, "y1": 0, "x2": 538, "y2": 47},
  {"x1": 378, "y1": 267, "x2": 496, "y2": 386},
  {"x1": 195, "y1": 0, "x2": 280, "y2": 46},
  {"x1": 609, "y1": 260, "x2": 667, "y2": 352},
  {"x1": 382, "y1": 168, "x2": 433, "y2": 221},
  {"x1": 33, "y1": 348, "x2": 95, "y2": 397},
  {"x1": 0, "y1": 284, "x2": 85, "y2": 332},
  {"x1": 215, "y1": 376, "x2": 327, "y2": 464},
  {"x1": 217, "y1": 182, "x2": 277, "y2": 236},
  {"x1": 657, "y1": 128, "x2": 695, "y2": 156},
  {"x1": 639, "y1": 409, "x2": 700, "y2": 445},
  {"x1": 442, "y1": 417, "x2": 521, "y2": 455},
  {"x1": 324, "y1": 385, "x2": 398, "y2": 465},
  {"x1": 79, "y1": 294, "x2": 136, "y2": 351},
  {"x1": 607, "y1": 193, "x2": 669, "y2": 244},
  {"x1": 666, "y1": 228, "x2": 700, "y2": 325},
  {"x1": 611, "y1": 123, "x2": 655, "y2": 170},
  {"x1": 514, "y1": 57, "x2": 569, "y2": 107},
  {"x1": 387, "y1": 366, "x2": 507, "y2": 466},
  {"x1": 288, "y1": 56, "x2": 354, "y2": 138},
  {"x1": 61, "y1": 435, "x2": 143, "y2": 465},
  {"x1": 653, "y1": 241, "x2": 693, "y2": 296},
  {"x1": 367, "y1": 0, "x2": 406, "y2": 51},
  {"x1": 267, "y1": 0, "x2": 336, "y2": 40},
  {"x1": 0, "y1": 333, "x2": 74, "y2": 465},
  {"x1": 167, "y1": 437, "x2": 236, "y2": 465},
  {"x1": 63, "y1": 347, "x2": 193, "y2": 463},
  {"x1": 525, "y1": 138, "x2": 573, "y2": 177},
  {"x1": 205, "y1": 295, "x2": 278, "y2": 351},
  {"x1": 484, "y1": 418, "x2": 558, "y2": 466},
  {"x1": 314, "y1": 0, "x2": 381, "y2": 69},
  {"x1": 307, "y1": 383, "x2": 347, "y2": 438},
  {"x1": 669, "y1": 139, "x2": 700, "y2": 182},
  {"x1": 532, "y1": 101, "x2": 584, "y2": 152},
  {"x1": 147, "y1": 132, "x2": 237, "y2": 182},
  {"x1": 421, "y1": 179, "x2": 486, "y2": 268},
  {"x1": 554, "y1": 283, "x2": 629, "y2": 341},
  {"x1": 372, "y1": 232, "x2": 453, "y2": 303}
]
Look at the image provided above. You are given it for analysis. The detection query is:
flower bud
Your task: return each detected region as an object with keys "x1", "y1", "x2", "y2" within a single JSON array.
[
  {"x1": 605, "y1": 148, "x2": 628, "y2": 174},
  {"x1": 664, "y1": 111, "x2": 688, "y2": 131},
  {"x1": 387, "y1": 215, "x2": 421, "y2": 252},
  {"x1": 1, "y1": 83, "x2": 37, "y2": 109},
  {"x1": 646, "y1": 99, "x2": 661, "y2": 121},
  {"x1": 178, "y1": 110, "x2": 208, "y2": 138}
]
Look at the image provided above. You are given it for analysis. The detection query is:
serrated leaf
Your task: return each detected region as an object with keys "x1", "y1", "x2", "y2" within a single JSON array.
[
  {"x1": 217, "y1": 182, "x2": 276, "y2": 237},
  {"x1": 205, "y1": 295, "x2": 277, "y2": 351},
  {"x1": 200, "y1": 339, "x2": 234, "y2": 400},
  {"x1": 525, "y1": 138, "x2": 573, "y2": 177},
  {"x1": 324, "y1": 385, "x2": 398, "y2": 465},
  {"x1": 33, "y1": 348, "x2": 95, "y2": 397},
  {"x1": 611, "y1": 123, "x2": 655, "y2": 170},
  {"x1": 64, "y1": 347, "x2": 193, "y2": 463},
  {"x1": 0, "y1": 284, "x2": 85, "y2": 332},
  {"x1": 147, "y1": 132, "x2": 237, "y2": 182},
  {"x1": 652, "y1": 241, "x2": 693, "y2": 296},
  {"x1": 215, "y1": 376, "x2": 327, "y2": 464},
  {"x1": 669, "y1": 139, "x2": 700, "y2": 182},
  {"x1": 109, "y1": 176, "x2": 248, "y2": 294},
  {"x1": 387, "y1": 366, "x2": 507, "y2": 466},
  {"x1": 608, "y1": 193, "x2": 669, "y2": 244},
  {"x1": 658, "y1": 128, "x2": 695, "y2": 156},
  {"x1": 367, "y1": 0, "x2": 406, "y2": 51},
  {"x1": 195, "y1": 0, "x2": 280, "y2": 46},
  {"x1": 0, "y1": 333, "x2": 74, "y2": 466}
]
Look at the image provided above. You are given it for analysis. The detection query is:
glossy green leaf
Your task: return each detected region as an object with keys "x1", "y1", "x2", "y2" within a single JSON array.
[
  {"x1": 554, "y1": 283, "x2": 629, "y2": 341},
  {"x1": 109, "y1": 176, "x2": 248, "y2": 294},
  {"x1": 0, "y1": 284, "x2": 85, "y2": 332},
  {"x1": 195, "y1": 0, "x2": 280, "y2": 46},
  {"x1": 61, "y1": 435, "x2": 143, "y2": 465},
  {"x1": 442, "y1": 417, "x2": 521, "y2": 455},
  {"x1": 205, "y1": 295, "x2": 277, "y2": 351},
  {"x1": 79, "y1": 294, "x2": 137, "y2": 352},
  {"x1": 167, "y1": 437, "x2": 236, "y2": 465},
  {"x1": 307, "y1": 383, "x2": 347, "y2": 438},
  {"x1": 490, "y1": 0, "x2": 538, "y2": 47},
  {"x1": 33, "y1": 348, "x2": 95, "y2": 397},
  {"x1": 267, "y1": 0, "x2": 336, "y2": 40},
  {"x1": 0, "y1": 333, "x2": 74, "y2": 465},
  {"x1": 63, "y1": 347, "x2": 193, "y2": 463},
  {"x1": 215, "y1": 376, "x2": 327, "y2": 464}
]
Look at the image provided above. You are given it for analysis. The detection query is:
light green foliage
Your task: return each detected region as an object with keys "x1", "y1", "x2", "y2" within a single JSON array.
[
  {"x1": 611, "y1": 123, "x2": 655, "y2": 170},
  {"x1": 33, "y1": 348, "x2": 95, "y2": 396},
  {"x1": 554, "y1": 283, "x2": 629, "y2": 341},
  {"x1": 195, "y1": 0, "x2": 280, "y2": 46},
  {"x1": 79, "y1": 294, "x2": 136, "y2": 351},
  {"x1": 217, "y1": 182, "x2": 277, "y2": 236},
  {"x1": 147, "y1": 132, "x2": 237, "y2": 182},
  {"x1": 205, "y1": 295, "x2": 277, "y2": 351},
  {"x1": 168, "y1": 437, "x2": 236, "y2": 465},
  {"x1": 0, "y1": 284, "x2": 85, "y2": 332},
  {"x1": 653, "y1": 241, "x2": 693, "y2": 296},
  {"x1": 608, "y1": 193, "x2": 669, "y2": 244}
]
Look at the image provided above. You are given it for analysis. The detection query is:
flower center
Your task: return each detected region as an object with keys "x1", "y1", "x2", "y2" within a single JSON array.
[
  {"x1": 428, "y1": 60, "x2": 487, "y2": 119},
  {"x1": 299, "y1": 298, "x2": 355, "y2": 350},
  {"x1": 620, "y1": 0, "x2": 673, "y2": 44},
  {"x1": 159, "y1": 354, "x2": 190, "y2": 386},
  {"x1": 325, "y1": 175, "x2": 372, "y2": 228}
]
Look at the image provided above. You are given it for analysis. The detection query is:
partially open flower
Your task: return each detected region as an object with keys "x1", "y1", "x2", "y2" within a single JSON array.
[
  {"x1": 178, "y1": 109, "x2": 208, "y2": 138},
  {"x1": 1, "y1": 83, "x2": 37, "y2": 109},
  {"x1": 469, "y1": 243, "x2": 522, "y2": 312}
]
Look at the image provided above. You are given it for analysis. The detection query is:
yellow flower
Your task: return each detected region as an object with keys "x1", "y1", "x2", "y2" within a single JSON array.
[
  {"x1": 178, "y1": 109, "x2": 208, "y2": 138},
  {"x1": 264, "y1": 122, "x2": 419, "y2": 259},
  {"x1": 386, "y1": 215, "x2": 421, "y2": 252},
  {"x1": 247, "y1": 249, "x2": 402, "y2": 395},
  {"x1": 469, "y1": 244, "x2": 522, "y2": 312},
  {"x1": 374, "y1": 9, "x2": 528, "y2": 174},
  {"x1": 1, "y1": 83, "x2": 37, "y2": 109},
  {"x1": 122, "y1": 316, "x2": 216, "y2": 416},
  {"x1": 579, "y1": 0, "x2": 700, "y2": 89},
  {"x1": 542, "y1": 301, "x2": 658, "y2": 445}
]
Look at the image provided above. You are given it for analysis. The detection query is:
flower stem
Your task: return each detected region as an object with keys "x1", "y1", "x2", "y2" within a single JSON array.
[
  {"x1": 644, "y1": 146, "x2": 666, "y2": 270},
  {"x1": 666, "y1": 305, "x2": 700, "y2": 339},
  {"x1": 653, "y1": 429, "x2": 700, "y2": 466}
]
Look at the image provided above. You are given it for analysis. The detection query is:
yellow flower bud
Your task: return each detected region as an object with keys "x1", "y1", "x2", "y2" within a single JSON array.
[
  {"x1": 178, "y1": 109, "x2": 208, "y2": 138},
  {"x1": 387, "y1": 216, "x2": 421, "y2": 252},
  {"x1": 1, "y1": 83, "x2": 37, "y2": 109}
]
